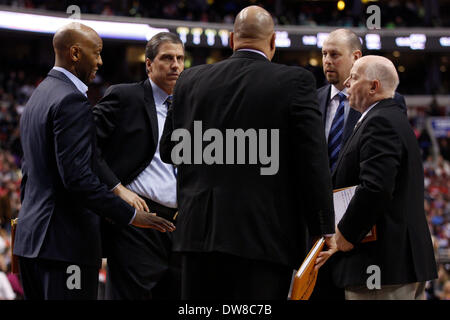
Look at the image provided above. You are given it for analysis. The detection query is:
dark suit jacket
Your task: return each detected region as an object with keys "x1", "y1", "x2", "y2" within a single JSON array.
[
  {"x1": 317, "y1": 84, "x2": 407, "y2": 150},
  {"x1": 15, "y1": 69, "x2": 135, "y2": 267},
  {"x1": 92, "y1": 79, "x2": 158, "y2": 190},
  {"x1": 331, "y1": 98, "x2": 437, "y2": 287},
  {"x1": 160, "y1": 50, "x2": 335, "y2": 268}
]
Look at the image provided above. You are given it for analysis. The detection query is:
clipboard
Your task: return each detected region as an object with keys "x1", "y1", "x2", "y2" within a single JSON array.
[
  {"x1": 289, "y1": 237, "x2": 325, "y2": 300},
  {"x1": 333, "y1": 186, "x2": 377, "y2": 243}
]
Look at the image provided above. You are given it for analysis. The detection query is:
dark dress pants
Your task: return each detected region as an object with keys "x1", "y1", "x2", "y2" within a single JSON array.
[
  {"x1": 181, "y1": 251, "x2": 293, "y2": 300},
  {"x1": 105, "y1": 198, "x2": 180, "y2": 300},
  {"x1": 19, "y1": 256, "x2": 98, "y2": 300}
]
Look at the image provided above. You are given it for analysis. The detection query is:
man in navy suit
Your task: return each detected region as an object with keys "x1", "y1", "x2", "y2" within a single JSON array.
[
  {"x1": 14, "y1": 23, "x2": 175, "y2": 300},
  {"x1": 311, "y1": 29, "x2": 406, "y2": 300}
]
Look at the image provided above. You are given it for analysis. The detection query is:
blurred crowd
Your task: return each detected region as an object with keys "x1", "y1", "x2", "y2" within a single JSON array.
[
  {"x1": 0, "y1": 65, "x2": 449, "y2": 299},
  {"x1": 0, "y1": 0, "x2": 448, "y2": 27}
]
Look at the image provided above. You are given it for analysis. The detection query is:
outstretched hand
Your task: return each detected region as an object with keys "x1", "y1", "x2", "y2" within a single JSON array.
[{"x1": 132, "y1": 210, "x2": 176, "y2": 232}]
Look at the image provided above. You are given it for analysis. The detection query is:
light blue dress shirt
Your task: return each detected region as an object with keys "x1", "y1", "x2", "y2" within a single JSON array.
[
  {"x1": 52, "y1": 67, "x2": 88, "y2": 97},
  {"x1": 126, "y1": 78, "x2": 178, "y2": 209}
]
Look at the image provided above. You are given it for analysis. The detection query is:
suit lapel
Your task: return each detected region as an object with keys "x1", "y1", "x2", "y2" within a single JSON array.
[
  {"x1": 318, "y1": 85, "x2": 331, "y2": 122},
  {"x1": 332, "y1": 100, "x2": 393, "y2": 178},
  {"x1": 331, "y1": 107, "x2": 368, "y2": 178},
  {"x1": 143, "y1": 79, "x2": 159, "y2": 146},
  {"x1": 342, "y1": 108, "x2": 361, "y2": 144}
]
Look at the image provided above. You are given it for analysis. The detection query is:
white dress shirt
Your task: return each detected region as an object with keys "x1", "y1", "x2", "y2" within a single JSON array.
[
  {"x1": 126, "y1": 78, "x2": 177, "y2": 209},
  {"x1": 325, "y1": 86, "x2": 349, "y2": 142},
  {"x1": 52, "y1": 67, "x2": 88, "y2": 97},
  {"x1": 356, "y1": 101, "x2": 379, "y2": 127}
]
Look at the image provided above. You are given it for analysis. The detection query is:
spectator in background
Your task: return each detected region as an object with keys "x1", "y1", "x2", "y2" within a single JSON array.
[
  {"x1": 0, "y1": 254, "x2": 15, "y2": 300},
  {"x1": 0, "y1": 0, "x2": 447, "y2": 27}
]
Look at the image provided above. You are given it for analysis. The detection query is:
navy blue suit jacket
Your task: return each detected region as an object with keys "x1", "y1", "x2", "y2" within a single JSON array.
[
  {"x1": 317, "y1": 84, "x2": 406, "y2": 151},
  {"x1": 15, "y1": 69, "x2": 135, "y2": 267}
]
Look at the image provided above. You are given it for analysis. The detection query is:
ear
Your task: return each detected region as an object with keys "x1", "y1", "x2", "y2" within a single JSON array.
[
  {"x1": 343, "y1": 76, "x2": 351, "y2": 88},
  {"x1": 145, "y1": 57, "x2": 152, "y2": 74},
  {"x1": 270, "y1": 32, "x2": 276, "y2": 51},
  {"x1": 70, "y1": 45, "x2": 81, "y2": 62},
  {"x1": 229, "y1": 32, "x2": 234, "y2": 50},
  {"x1": 370, "y1": 79, "x2": 380, "y2": 94},
  {"x1": 353, "y1": 50, "x2": 362, "y2": 62}
]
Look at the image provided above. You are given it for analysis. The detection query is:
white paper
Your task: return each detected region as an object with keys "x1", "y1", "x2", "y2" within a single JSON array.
[
  {"x1": 333, "y1": 186, "x2": 357, "y2": 224},
  {"x1": 333, "y1": 186, "x2": 372, "y2": 237}
]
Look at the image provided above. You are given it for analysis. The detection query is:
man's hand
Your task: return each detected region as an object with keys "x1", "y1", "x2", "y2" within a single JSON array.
[
  {"x1": 113, "y1": 184, "x2": 149, "y2": 212},
  {"x1": 335, "y1": 227, "x2": 354, "y2": 252},
  {"x1": 132, "y1": 210, "x2": 176, "y2": 232},
  {"x1": 315, "y1": 236, "x2": 338, "y2": 271}
]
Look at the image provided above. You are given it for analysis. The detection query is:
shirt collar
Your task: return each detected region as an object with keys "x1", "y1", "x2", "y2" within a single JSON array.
[
  {"x1": 330, "y1": 85, "x2": 348, "y2": 101},
  {"x1": 52, "y1": 67, "x2": 88, "y2": 97},
  {"x1": 149, "y1": 78, "x2": 169, "y2": 106},
  {"x1": 237, "y1": 49, "x2": 268, "y2": 60},
  {"x1": 358, "y1": 101, "x2": 379, "y2": 124}
]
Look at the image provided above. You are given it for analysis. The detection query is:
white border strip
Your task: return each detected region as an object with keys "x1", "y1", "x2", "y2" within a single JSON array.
[{"x1": 0, "y1": 10, "x2": 168, "y2": 41}]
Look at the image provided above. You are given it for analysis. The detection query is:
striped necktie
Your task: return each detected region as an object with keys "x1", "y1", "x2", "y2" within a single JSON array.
[
  {"x1": 164, "y1": 95, "x2": 173, "y2": 110},
  {"x1": 328, "y1": 92, "x2": 346, "y2": 171}
]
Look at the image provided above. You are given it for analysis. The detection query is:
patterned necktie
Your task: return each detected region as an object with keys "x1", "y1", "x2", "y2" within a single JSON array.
[
  {"x1": 164, "y1": 95, "x2": 173, "y2": 110},
  {"x1": 163, "y1": 95, "x2": 177, "y2": 177},
  {"x1": 328, "y1": 92, "x2": 346, "y2": 171}
]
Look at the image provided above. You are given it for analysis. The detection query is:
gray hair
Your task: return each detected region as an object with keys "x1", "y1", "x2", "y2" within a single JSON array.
[{"x1": 145, "y1": 32, "x2": 184, "y2": 61}]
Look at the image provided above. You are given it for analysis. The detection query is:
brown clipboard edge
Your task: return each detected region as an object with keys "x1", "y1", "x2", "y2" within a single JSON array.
[{"x1": 290, "y1": 237, "x2": 326, "y2": 300}]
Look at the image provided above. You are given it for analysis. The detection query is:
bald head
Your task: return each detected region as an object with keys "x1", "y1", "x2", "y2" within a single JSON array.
[
  {"x1": 53, "y1": 23, "x2": 100, "y2": 55},
  {"x1": 234, "y1": 6, "x2": 274, "y2": 41},
  {"x1": 357, "y1": 55, "x2": 399, "y2": 96},
  {"x1": 53, "y1": 23, "x2": 103, "y2": 85},
  {"x1": 231, "y1": 6, "x2": 276, "y2": 60},
  {"x1": 345, "y1": 55, "x2": 399, "y2": 112}
]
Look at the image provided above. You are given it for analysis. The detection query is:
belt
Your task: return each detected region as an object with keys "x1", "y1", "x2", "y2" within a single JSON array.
[{"x1": 142, "y1": 196, "x2": 178, "y2": 224}]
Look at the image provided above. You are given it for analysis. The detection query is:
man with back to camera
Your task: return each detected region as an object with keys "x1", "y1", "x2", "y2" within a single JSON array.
[
  {"x1": 93, "y1": 32, "x2": 184, "y2": 300},
  {"x1": 328, "y1": 55, "x2": 437, "y2": 299},
  {"x1": 311, "y1": 29, "x2": 407, "y2": 300},
  {"x1": 160, "y1": 6, "x2": 336, "y2": 299},
  {"x1": 14, "y1": 23, "x2": 175, "y2": 300}
]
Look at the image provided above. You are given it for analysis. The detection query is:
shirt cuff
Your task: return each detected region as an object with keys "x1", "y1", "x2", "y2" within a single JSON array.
[
  {"x1": 110, "y1": 182, "x2": 121, "y2": 192},
  {"x1": 128, "y1": 209, "x2": 137, "y2": 225}
]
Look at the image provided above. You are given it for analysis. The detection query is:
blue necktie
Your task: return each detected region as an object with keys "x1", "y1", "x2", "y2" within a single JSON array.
[
  {"x1": 164, "y1": 95, "x2": 173, "y2": 109},
  {"x1": 328, "y1": 92, "x2": 346, "y2": 171}
]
